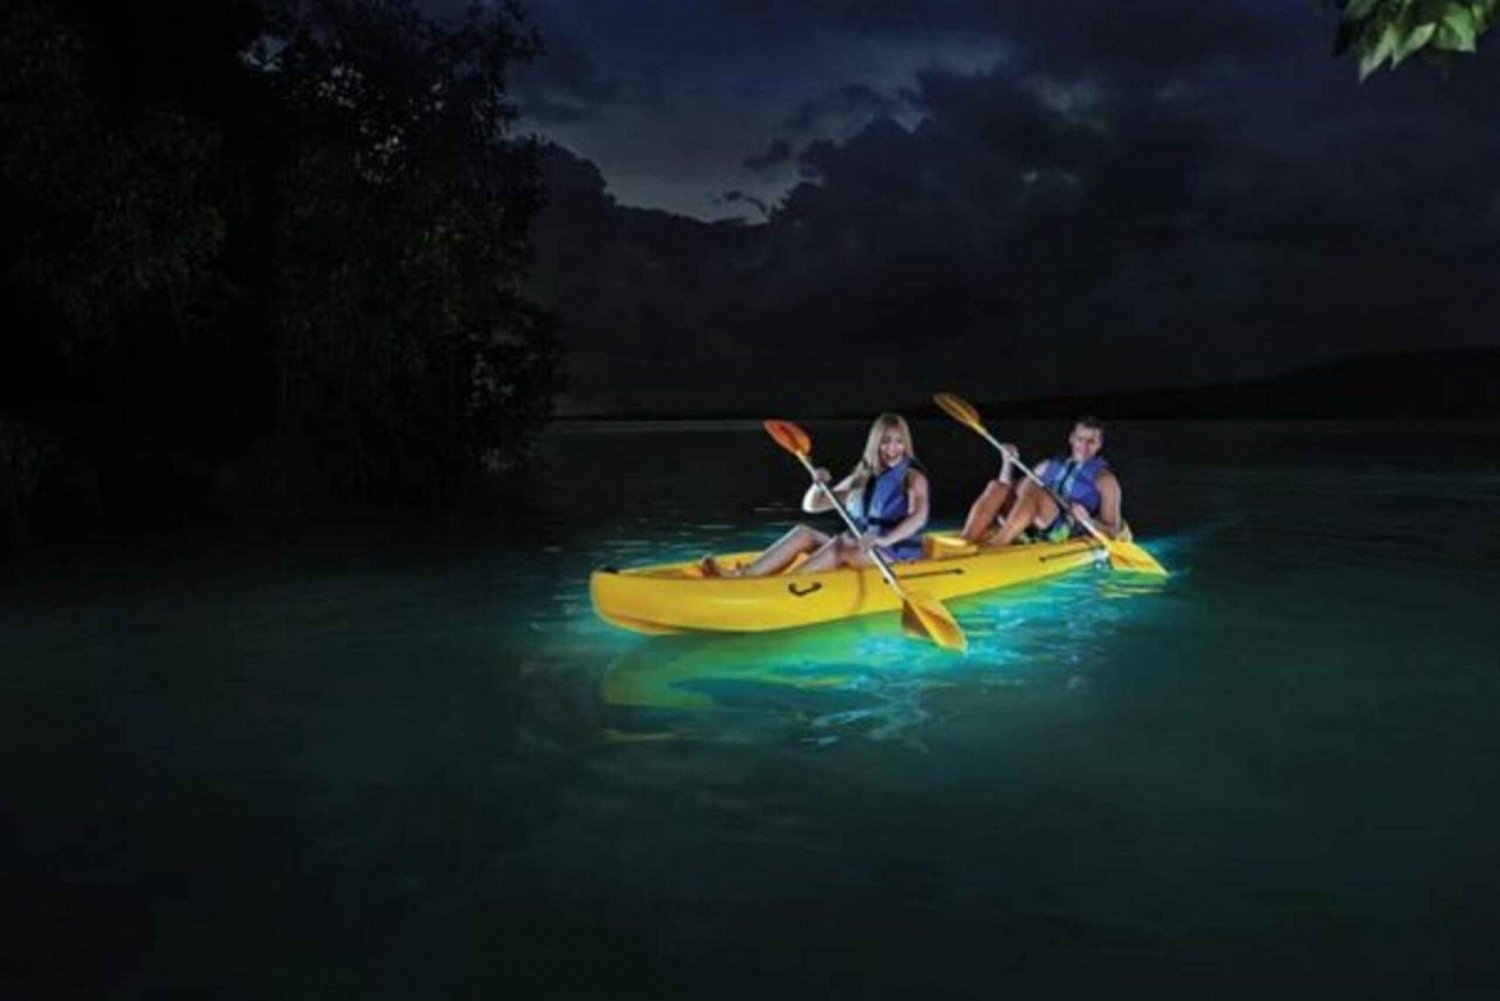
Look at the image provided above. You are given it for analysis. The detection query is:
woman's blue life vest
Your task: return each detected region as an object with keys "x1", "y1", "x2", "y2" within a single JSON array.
[
  {"x1": 1039, "y1": 454, "x2": 1109, "y2": 538},
  {"x1": 849, "y1": 457, "x2": 926, "y2": 561}
]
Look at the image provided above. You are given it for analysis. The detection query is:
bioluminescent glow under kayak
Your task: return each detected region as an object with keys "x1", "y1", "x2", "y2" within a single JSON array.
[{"x1": 590, "y1": 532, "x2": 1116, "y2": 636}]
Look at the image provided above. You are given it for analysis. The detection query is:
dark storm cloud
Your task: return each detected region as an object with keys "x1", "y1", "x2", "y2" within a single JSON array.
[
  {"x1": 899, "y1": 66, "x2": 1103, "y2": 167},
  {"x1": 512, "y1": 0, "x2": 1294, "y2": 215},
  {"x1": 687, "y1": 62, "x2": 1491, "y2": 397},
  {"x1": 714, "y1": 0, "x2": 1002, "y2": 33},
  {"x1": 784, "y1": 82, "x2": 902, "y2": 135},
  {"x1": 743, "y1": 138, "x2": 794, "y2": 172},
  {"x1": 711, "y1": 0, "x2": 1092, "y2": 38},
  {"x1": 712, "y1": 0, "x2": 1296, "y2": 68},
  {"x1": 511, "y1": 0, "x2": 1295, "y2": 129},
  {"x1": 1079, "y1": 0, "x2": 1286, "y2": 77},
  {"x1": 514, "y1": 0, "x2": 1500, "y2": 412},
  {"x1": 511, "y1": 24, "x2": 619, "y2": 124},
  {"x1": 520, "y1": 91, "x2": 608, "y2": 125},
  {"x1": 716, "y1": 190, "x2": 772, "y2": 217}
]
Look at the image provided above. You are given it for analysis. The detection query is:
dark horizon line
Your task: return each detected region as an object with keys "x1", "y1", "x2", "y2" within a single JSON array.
[{"x1": 551, "y1": 345, "x2": 1500, "y2": 423}]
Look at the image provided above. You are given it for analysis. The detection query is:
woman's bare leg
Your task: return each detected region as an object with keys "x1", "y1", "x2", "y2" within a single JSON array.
[
  {"x1": 799, "y1": 534, "x2": 897, "y2": 572},
  {"x1": 704, "y1": 523, "x2": 830, "y2": 577},
  {"x1": 792, "y1": 533, "x2": 851, "y2": 573}
]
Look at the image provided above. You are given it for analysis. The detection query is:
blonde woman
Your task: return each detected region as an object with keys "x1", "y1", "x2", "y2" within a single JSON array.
[{"x1": 701, "y1": 413, "x2": 931, "y2": 577}]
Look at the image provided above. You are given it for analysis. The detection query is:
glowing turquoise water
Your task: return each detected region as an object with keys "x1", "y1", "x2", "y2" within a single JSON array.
[{"x1": 4, "y1": 420, "x2": 1498, "y2": 998}]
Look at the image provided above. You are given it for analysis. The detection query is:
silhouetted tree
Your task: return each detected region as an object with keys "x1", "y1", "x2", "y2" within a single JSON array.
[
  {"x1": 0, "y1": 0, "x2": 557, "y2": 535},
  {"x1": 251, "y1": 0, "x2": 559, "y2": 501}
]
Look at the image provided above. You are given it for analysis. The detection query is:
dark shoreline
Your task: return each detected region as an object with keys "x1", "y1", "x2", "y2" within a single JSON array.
[{"x1": 552, "y1": 347, "x2": 1500, "y2": 423}]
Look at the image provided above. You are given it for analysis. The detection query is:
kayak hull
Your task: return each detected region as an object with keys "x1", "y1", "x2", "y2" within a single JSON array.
[{"x1": 589, "y1": 533, "x2": 1108, "y2": 636}]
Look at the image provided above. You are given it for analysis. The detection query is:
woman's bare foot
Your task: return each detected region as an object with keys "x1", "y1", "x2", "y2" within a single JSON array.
[{"x1": 698, "y1": 555, "x2": 736, "y2": 577}]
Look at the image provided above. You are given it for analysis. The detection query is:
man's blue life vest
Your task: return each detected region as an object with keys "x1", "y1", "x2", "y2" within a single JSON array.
[{"x1": 1040, "y1": 455, "x2": 1109, "y2": 535}]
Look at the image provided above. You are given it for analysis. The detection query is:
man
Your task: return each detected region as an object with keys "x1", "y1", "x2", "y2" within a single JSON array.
[{"x1": 959, "y1": 416, "x2": 1125, "y2": 545}]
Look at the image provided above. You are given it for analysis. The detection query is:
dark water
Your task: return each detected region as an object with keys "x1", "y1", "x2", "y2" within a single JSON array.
[{"x1": 4, "y1": 420, "x2": 1500, "y2": 998}]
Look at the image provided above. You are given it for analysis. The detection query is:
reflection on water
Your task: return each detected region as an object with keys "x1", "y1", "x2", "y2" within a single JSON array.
[
  {"x1": 596, "y1": 559, "x2": 1172, "y2": 747},
  {"x1": 8, "y1": 421, "x2": 1499, "y2": 999}
]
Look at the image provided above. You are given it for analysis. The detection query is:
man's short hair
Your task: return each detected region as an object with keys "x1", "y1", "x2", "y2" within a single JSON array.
[{"x1": 1074, "y1": 415, "x2": 1105, "y2": 436}]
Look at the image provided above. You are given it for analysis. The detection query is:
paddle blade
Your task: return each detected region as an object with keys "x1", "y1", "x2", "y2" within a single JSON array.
[
  {"x1": 899, "y1": 592, "x2": 968, "y2": 652},
  {"x1": 932, "y1": 391, "x2": 983, "y2": 431},
  {"x1": 1107, "y1": 540, "x2": 1169, "y2": 576},
  {"x1": 763, "y1": 418, "x2": 811, "y2": 457}
]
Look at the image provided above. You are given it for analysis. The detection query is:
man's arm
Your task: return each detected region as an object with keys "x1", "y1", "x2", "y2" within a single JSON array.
[{"x1": 1092, "y1": 471, "x2": 1123, "y2": 539}]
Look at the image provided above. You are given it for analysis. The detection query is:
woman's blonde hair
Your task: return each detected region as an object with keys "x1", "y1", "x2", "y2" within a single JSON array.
[{"x1": 851, "y1": 412, "x2": 916, "y2": 483}]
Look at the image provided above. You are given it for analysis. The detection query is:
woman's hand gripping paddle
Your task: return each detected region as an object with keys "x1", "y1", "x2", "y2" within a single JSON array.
[
  {"x1": 931, "y1": 393, "x2": 1169, "y2": 576},
  {"x1": 763, "y1": 419, "x2": 967, "y2": 652}
]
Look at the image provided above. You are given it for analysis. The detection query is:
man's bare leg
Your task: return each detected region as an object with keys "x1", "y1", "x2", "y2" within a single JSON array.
[
  {"x1": 961, "y1": 480, "x2": 1014, "y2": 543},
  {"x1": 993, "y1": 483, "x2": 1061, "y2": 546}
]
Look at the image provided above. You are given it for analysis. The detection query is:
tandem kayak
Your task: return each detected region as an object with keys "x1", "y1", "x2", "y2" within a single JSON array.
[{"x1": 590, "y1": 531, "x2": 1122, "y2": 636}]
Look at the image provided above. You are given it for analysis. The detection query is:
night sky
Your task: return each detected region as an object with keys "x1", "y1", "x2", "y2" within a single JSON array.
[{"x1": 502, "y1": 1, "x2": 1500, "y2": 415}]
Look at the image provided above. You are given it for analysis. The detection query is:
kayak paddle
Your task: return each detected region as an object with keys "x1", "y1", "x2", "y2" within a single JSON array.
[
  {"x1": 931, "y1": 392, "x2": 1169, "y2": 576},
  {"x1": 763, "y1": 419, "x2": 967, "y2": 652}
]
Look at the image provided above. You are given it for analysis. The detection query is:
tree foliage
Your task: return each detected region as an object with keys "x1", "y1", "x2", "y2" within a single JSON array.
[
  {"x1": 1332, "y1": 0, "x2": 1500, "y2": 78},
  {"x1": 254, "y1": 0, "x2": 559, "y2": 498},
  {"x1": 0, "y1": 3, "x2": 229, "y2": 343},
  {"x1": 0, "y1": 0, "x2": 558, "y2": 532}
]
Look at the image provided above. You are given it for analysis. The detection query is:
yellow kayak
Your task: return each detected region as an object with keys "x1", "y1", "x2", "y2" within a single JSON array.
[{"x1": 590, "y1": 531, "x2": 1118, "y2": 636}]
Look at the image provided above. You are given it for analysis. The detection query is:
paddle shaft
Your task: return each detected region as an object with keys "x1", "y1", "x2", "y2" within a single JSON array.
[
  {"x1": 979, "y1": 429, "x2": 1115, "y2": 548},
  {"x1": 790, "y1": 452, "x2": 906, "y2": 592}
]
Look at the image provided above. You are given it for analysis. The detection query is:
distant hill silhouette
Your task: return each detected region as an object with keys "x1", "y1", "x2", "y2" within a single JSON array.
[
  {"x1": 981, "y1": 347, "x2": 1500, "y2": 420},
  {"x1": 531, "y1": 143, "x2": 1500, "y2": 421},
  {"x1": 553, "y1": 348, "x2": 1500, "y2": 420}
]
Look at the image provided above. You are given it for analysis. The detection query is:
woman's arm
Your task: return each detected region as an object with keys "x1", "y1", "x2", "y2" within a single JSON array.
[{"x1": 801, "y1": 469, "x2": 859, "y2": 513}]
